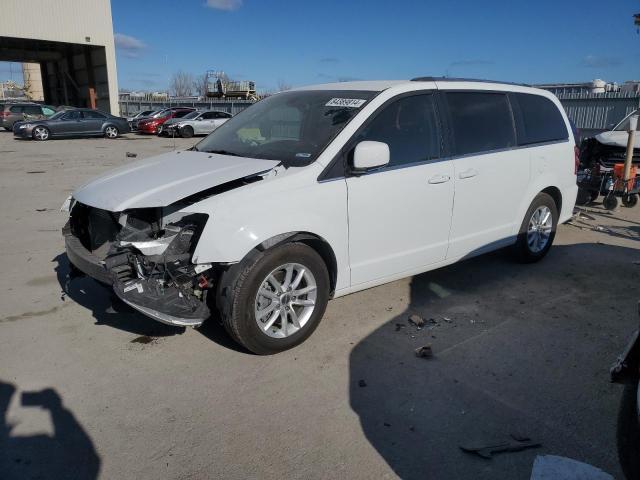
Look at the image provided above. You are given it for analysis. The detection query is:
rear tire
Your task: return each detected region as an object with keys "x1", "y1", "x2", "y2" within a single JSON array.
[
  {"x1": 622, "y1": 193, "x2": 638, "y2": 208},
  {"x1": 217, "y1": 243, "x2": 330, "y2": 355},
  {"x1": 180, "y1": 126, "x2": 194, "y2": 138},
  {"x1": 104, "y1": 125, "x2": 119, "y2": 139},
  {"x1": 513, "y1": 192, "x2": 558, "y2": 263}
]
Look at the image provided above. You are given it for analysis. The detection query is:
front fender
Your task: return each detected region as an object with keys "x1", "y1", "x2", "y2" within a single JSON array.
[{"x1": 189, "y1": 172, "x2": 350, "y2": 291}]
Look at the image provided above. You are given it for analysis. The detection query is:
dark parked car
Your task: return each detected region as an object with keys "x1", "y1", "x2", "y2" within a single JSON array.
[
  {"x1": 13, "y1": 108, "x2": 130, "y2": 141},
  {"x1": 1, "y1": 102, "x2": 57, "y2": 130},
  {"x1": 136, "y1": 107, "x2": 196, "y2": 134}
]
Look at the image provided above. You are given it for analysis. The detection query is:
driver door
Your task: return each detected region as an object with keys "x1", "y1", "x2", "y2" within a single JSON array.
[
  {"x1": 55, "y1": 110, "x2": 83, "y2": 135},
  {"x1": 345, "y1": 93, "x2": 454, "y2": 286}
]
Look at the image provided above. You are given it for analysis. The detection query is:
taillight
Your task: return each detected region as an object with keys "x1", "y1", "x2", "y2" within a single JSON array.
[
  {"x1": 0, "y1": 111, "x2": 8, "y2": 118},
  {"x1": 574, "y1": 146, "x2": 580, "y2": 175}
]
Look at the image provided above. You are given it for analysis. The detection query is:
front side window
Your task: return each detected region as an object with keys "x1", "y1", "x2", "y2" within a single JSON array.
[
  {"x1": 194, "y1": 90, "x2": 377, "y2": 165},
  {"x1": 353, "y1": 94, "x2": 441, "y2": 168},
  {"x1": 515, "y1": 93, "x2": 568, "y2": 144},
  {"x1": 200, "y1": 112, "x2": 217, "y2": 120},
  {"x1": 62, "y1": 111, "x2": 82, "y2": 120},
  {"x1": 42, "y1": 107, "x2": 56, "y2": 116},
  {"x1": 446, "y1": 92, "x2": 516, "y2": 155},
  {"x1": 23, "y1": 105, "x2": 42, "y2": 115}
]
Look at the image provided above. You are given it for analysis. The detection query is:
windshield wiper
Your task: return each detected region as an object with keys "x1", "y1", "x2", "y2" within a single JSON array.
[{"x1": 204, "y1": 149, "x2": 241, "y2": 157}]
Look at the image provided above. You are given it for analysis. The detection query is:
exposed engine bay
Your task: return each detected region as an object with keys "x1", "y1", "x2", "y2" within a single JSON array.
[{"x1": 66, "y1": 201, "x2": 214, "y2": 326}]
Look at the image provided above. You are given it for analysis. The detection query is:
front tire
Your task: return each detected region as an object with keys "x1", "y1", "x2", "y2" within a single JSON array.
[
  {"x1": 217, "y1": 243, "x2": 330, "y2": 354},
  {"x1": 513, "y1": 192, "x2": 558, "y2": 263},
  {"x1": 617, "y1": 379, "x2": 640, "y2": 480},
  {"x1": 180, "y1": 126, "x2": 194, "y2": 138},
  {"x1": 32, "y1": 126, "x2": 50, "y2": 141}
]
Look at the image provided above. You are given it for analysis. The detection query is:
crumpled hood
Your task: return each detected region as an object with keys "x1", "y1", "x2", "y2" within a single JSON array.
[
  {"x1": 595, "y1": 131, "x2": 640, "y2": 149},
  {"x1": 72, "y1": 150, "x2": 279, "y2": 211},
  {"x1": 162, "y1": 118, "x2": 186, "y2": 127}
]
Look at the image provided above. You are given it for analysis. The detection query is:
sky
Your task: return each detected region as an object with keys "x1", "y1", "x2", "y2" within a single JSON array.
[{"x1": 2, "y1": 0, "x2": 640, "y2": 92}]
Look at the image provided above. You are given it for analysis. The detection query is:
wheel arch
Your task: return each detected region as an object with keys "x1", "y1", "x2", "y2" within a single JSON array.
[
  {"x1": 253, "y1": 231, "x2": 338, "y2": 296},
  {"x1": 541, "y1": 186, "x2": 562, "y2": 214}
]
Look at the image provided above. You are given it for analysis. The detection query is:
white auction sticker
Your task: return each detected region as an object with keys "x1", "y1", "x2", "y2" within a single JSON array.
[{"x1": 325, "y1": 98, "x2": 367, "y2": 108}]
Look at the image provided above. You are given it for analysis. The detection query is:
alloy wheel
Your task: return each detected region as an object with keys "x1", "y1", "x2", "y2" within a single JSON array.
[
  {"x1": 527, "y1": 205, "x2": 553, "y2": 253},
  {"x1": 105, "y1": 126, "x2": 118, "y2": 138},
  {"x1": 33, "y1": 127, "x2": 49, "y2": 140},
  {"x1": 254, "y1": 263, "x2": 317, "y2": 338}
]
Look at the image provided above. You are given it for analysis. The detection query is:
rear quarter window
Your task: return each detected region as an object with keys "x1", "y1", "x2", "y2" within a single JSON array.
[
  {"x1": 513, "y1": 93, "x2": 568, "y2": 145},
  {"x1": 445, "y1": 92, "x2": 516, "y2": 156}
]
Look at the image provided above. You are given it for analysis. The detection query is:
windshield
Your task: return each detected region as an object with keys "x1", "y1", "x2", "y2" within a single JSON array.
[
  {"x1": 182, "y1": 111, "x2": 201, "y2": 120},
  {"x1": 614, "y1": 109, "x2": 639, "y2": 131},
  {"x1": 194, "y1": 90, "x2": 377, "y2": 165}
]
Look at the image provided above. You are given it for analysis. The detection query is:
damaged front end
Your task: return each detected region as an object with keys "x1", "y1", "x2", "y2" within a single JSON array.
[{"x1": 64, "y1": 202, "x2": 214, "y2": 327}]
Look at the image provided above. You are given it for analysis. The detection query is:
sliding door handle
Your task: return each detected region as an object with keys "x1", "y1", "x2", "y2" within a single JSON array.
[{"x1": 428, "y1": 175, "x2": 451, "y2": 184}]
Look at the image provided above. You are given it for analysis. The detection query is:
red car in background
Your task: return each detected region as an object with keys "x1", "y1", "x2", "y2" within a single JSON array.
[{"x1": 136, "y1": 107, "x2": 196, "y2": 134}]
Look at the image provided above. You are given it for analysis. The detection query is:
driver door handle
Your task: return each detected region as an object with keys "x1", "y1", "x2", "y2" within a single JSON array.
[
  {"x1": 459, "y1": 168, "x2": 479, "y2": 179},
  {"x1": 428, "y1": 174, "x2": 451, "y2": 184}
]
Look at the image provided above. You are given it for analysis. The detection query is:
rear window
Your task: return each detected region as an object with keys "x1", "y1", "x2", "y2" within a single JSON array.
[
  {"x1": 445, "y1": 92, "x2": 516, "y2": 155},
  {"x1": 514, "y1": 93, "x2": 568, "y2": 145},
  {"x1": 23, "y1": 105, "x2": 42, "y2": 115}
]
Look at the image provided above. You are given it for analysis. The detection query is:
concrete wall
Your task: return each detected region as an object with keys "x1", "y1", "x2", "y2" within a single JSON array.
[{"x1": 0, "y1": 0, "x2": 119, "y2": 114}]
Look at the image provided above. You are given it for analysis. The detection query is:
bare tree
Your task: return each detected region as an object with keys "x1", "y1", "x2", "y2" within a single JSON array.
[
  {"x1": 192, "y1": 72, "x2": 209, "y2": 98},
  {"x1": 170, "y1": 70, "x2": 195, "y2": 97},
  {"x1": 277, "y1": 79, "x2": 292, "y2": 92}
]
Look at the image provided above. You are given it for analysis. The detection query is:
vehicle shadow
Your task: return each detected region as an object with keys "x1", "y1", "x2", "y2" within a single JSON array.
[
  {"x1": 53, "y1": 253, "x2": 244, "y2": 350},
  {"x1": 349, "y1": 243, "x2": 638, "y2": 479},
  {"x1": 53, "y1": 253, "x2": 183, "y2": 338},
  {"x1": 0, "y1": 379, "x2": 100, "y2": 480}
]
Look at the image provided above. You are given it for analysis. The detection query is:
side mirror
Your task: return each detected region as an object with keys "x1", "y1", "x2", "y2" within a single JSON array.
[
  {"x1": 197, "y1": 117, "x2": 204, "y2": 121},
  {"x1": 352, "y1": 141, "x2": 390, "y2": 171}
]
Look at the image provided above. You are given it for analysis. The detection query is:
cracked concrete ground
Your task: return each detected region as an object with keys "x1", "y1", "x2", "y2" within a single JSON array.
[{"x1": 0, "y1": 131, "x2": 638, "y2": 479}]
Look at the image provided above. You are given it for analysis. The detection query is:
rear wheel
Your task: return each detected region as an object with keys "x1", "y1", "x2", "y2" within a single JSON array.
[
  {"x1": 217, "y1": 243, "x2": 330, "y2": 354},
  {"x1": 513, "y1": 192, "x2": 558, "y2": 263},
  {"x1": 180, "y1": 126, "x2": 194, "y2": 138},
  {"x1": 32, "y1": 126, "x2": 49, "y2": 141},
  {"x1": 622, "y1": 193, "x2": 638, "y2": 208},
  {"x1": 104, "y1": 125, "x2": 119, "y2": 139}
]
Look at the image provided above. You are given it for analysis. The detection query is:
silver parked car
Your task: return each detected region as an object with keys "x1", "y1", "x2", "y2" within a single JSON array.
[{"x1": 158, "y1": 110, "x2": 232, "y2": 138}]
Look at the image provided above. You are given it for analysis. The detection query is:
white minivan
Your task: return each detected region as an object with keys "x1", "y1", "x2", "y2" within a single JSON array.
[{"x1": 63, "y1": 78, "x2": 578, "y2": 354}]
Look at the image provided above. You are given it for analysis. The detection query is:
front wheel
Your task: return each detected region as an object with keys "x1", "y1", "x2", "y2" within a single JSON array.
[
  {"x1": 32, "y1": 126, "x2": 50, "y2": 141},
  {"x1": 217, "y1": 243, "x2": 330, "y2": 354},
  {"x1": 617, "y1": 379, "x2": 640, "y2": 480},
  {"x1": 104, "y1": 125, "x2": 119, "y2": 139},
  {"x1": 513, "y1": 192, "x2": 558, "y2": 263},
  {"x1": 180, "y1": 126, "x2": 194, "y2": 138}
]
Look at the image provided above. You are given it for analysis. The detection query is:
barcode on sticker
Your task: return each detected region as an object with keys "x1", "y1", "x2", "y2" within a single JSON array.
[{"x1": 325, "y1": 98, "x2": 367, "y2": 108}]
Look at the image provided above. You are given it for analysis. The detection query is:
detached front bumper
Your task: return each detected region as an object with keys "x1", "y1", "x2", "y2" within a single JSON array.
[
  {"x1": 64, "y1": 227, "x2": 113, "y2": 284},
  {"x1": 63, "y1": 215, "x2": 211, "y2": 328}
]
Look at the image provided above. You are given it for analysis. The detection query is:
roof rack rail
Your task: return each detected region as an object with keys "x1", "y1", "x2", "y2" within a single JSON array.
[{"x1": 410, "y1": 76, "x2": 531, "y2": 87}]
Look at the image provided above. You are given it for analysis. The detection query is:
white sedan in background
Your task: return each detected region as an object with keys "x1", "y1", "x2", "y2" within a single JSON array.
[{"x1": 158, "y1": 110, "x2": 232, "y2": 138}]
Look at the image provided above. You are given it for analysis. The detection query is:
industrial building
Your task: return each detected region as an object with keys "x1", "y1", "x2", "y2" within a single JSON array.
[{"x1": 0, "y1": 0, "x2": 119, "y2": 114}]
